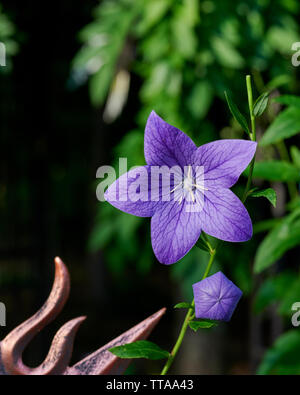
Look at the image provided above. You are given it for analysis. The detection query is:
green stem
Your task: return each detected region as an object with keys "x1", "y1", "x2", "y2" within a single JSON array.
[
  {"x1": 160, "y1": 249, "x2": 216, "y2": 375},
  {"x1": 161, "y1": 75, "x2": 257, "y2": 376},
  {"x1": 242, "y1": 75, "x2": 256, "y2": 202},
  {"x1": 246, "y1": 75, "x2": 256, "y2": 142}
]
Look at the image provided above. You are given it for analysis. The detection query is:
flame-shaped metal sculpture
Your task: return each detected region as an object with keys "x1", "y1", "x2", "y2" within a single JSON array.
[{"x1": 0, "y1": 257, "x2": 166, "y2": 375}]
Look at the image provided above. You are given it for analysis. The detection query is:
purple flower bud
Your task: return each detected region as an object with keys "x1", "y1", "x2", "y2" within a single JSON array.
[{"x1": 192, "y1": 272, "x2": 242, "y2": 322}]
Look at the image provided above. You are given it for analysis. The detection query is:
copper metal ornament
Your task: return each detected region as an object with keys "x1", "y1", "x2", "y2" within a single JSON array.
[{"x1": 0, "y1": 257, "x2": 166, "y2": 375}]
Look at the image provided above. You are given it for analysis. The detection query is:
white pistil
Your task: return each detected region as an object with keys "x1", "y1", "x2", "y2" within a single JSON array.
[{"x1": 171, "y1": 165, "x2": 208, "y2": 204}]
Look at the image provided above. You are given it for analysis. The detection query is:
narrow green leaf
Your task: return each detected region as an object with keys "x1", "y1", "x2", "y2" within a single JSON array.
[
  {"x1": 189, "y1": 320, "x2": 217, "y2": 331},
  {"x1": 195, "y1": 238, "x2": 210, "y2": 252},
  {"x1": 224, "y1": 91, "x2": 251, "y2": 135},
  {"x1": 260, "y1": 107, "x2": 300, "y2": 146},
  {"x1": 253, "y1": 92, "x2": 270, "y2": 117},
  {"x1": 109, "y1": 340, "x2": 170, "y2": 360},
  {"x1": 254, "y1": 209, "x2": 300, "y2": 273},
  {"x1": 249, "y1": 188, "x2": 277, "y2": 207},
  {"x1": 244, "y1": 160, "x2": 300, "y2": 182},
  {"x1": 174, "y1": 302, "x2": 193, "y2": 309},
  {"x1": 274, "y1": 95, "x2": 300, "y2": 108}
]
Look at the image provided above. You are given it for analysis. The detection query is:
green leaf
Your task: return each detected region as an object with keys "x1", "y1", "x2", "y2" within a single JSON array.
[
  {"x1": 187, "y1": 81, "x2": 213, "y2": 119},
  {"x1": 290, "y1": 146, "x2": 300, "y2": 169},
  {"x1": 109, "y1": 340, "x2": 170, "y2": 360},
  {"x1": 260, "y1": 107, "x2": 300, "y2": 146},
  {"x1": 253, "y1": 218, "x2": 282, "y2": 234},
  {"x1": 274, "y1": 95, "x2": 300, "y2": 108},
  {"x1": 245, "y1": 160, "x2": 300, "y2": 182},
  {"x1": 174, "y1": 302, "x2": 193, "y2": 309},
  {"x1": 254, "y1": 209, "x2": 300, "y2": 273},
  {"x1": 265, "y1": 75, "x2": 291, "y2": 91},
  {"x1": 189, "y1": 320, "x2": 217, "y2": 331},
  {"x1": 195, "y1": 238, "x2": 210, "y2": 252},
  {"x1": 248, "y1": 188, "x2": 277, "y2": 207},
  {"x1": 224, "y1": 91, "x2": 250, "y2": 135},
  {"x1": 278, "y1": 277, "x2": 300, "y2": 316},
  {"x1": 253, "y1": 92, "x2": 270, "y2": 117},
  {"x1": 211, "y1": 36, "x2": 245, "y2": 69},
  {"x1": 254, "y1": 272, "x2": 295, "y2": 313},
  {"x1": 135, "y1": 0, "x2": 171, "y2": 35},
  {"x1": 257, "y1": 331, "x2": 300, "y2": 375}
]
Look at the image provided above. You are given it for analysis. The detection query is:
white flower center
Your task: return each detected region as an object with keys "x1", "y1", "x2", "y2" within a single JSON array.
[{"x1": 171, "y1": 165, "x2": 207, "y2": 204}]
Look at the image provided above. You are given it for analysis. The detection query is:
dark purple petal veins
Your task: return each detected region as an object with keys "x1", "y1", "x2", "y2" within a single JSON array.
[
  {"x1": 151, "y1": 200, "x2": 202, "y2": 264},
  {"x1": 193, "y1": 272, "x2": 242, "y2": 322},
  {"x1": 199, "y1": 188, "x2": 253, "y2": 242},
  {"x1": 144, "y1": 111, "x2": 197, "y2": 168},
  {"x1": 104, "y1": 166, "x2": 159, "y2": 217},
  {"x1": 192, "y1": 139, "x2": 257, "y2": 188}
]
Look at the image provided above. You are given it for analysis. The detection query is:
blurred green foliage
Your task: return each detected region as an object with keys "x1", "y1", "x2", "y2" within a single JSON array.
[
  {"x1": 0, "y1": 3, "x2": 18, "y2": 71},
  {"x1": 73, "y1": 0, "x2": 300, "y2": 373},
  {"x1": 73, "y1": 0, "x2": 299, "y2": 276}
]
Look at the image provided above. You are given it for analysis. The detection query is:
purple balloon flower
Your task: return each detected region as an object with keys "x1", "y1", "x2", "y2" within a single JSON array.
[
  {"x1": 104, "y1": 111, "x2": 257, "y2": 265},
  {"x1": 192, "y1": 272, "x2": 243, "y2": 322}
]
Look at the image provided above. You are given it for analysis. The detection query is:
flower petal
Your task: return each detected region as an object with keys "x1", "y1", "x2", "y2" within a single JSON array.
[
  {"x1": 192, "y1": 139, "x2": 257, "y2": 188},
  {"x1": 144, "y1": 111, "x2": 197, "y2": 168},
  {"x1": 104, "y1": 166, "x2": 159, "y2": 217},
  {"x1": 200, "y1": 188, "x2": 253, "y2": 242},
  {"x1": 151, "y1": 200, "x2": 202, "y2": 264}
]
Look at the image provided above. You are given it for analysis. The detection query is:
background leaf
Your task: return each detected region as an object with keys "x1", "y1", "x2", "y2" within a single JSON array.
[
  {"x1": 254, "y1": 209, "x2": 300, "y2": 273},
  {"x1": 274, "y1": 95, "x2": 300, "y2": 108},
  {"x1": 249, "y1": 188, "x2": 277, "y2": 207},
  {"x1": 258, "y1": 331, "x2": 300, "y2": 375},
  {"x1": 254, "y1": 272, "x2": 295, "y2": 313},
  {"x1": 260, "y1": 107, "x2": 300, "y2": 146},
  {"x1": 290, "y1": 146, "x2": 300, "y2": 169},
  {"x1": 245, "y1": 161, "x2": 300, "y2": 182}
]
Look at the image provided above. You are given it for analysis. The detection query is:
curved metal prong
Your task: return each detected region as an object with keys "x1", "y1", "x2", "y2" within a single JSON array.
[
  {"x1": 0, "y1": 257, "x2": 167, "y2": 375},
  {"x1": 0, "y1": 257, "x2": 72, "y2": 375}
]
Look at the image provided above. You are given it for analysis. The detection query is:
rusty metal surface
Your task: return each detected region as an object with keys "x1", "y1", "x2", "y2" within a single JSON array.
[{"x1": 0, "y1": 257, "x2": 166, "y2": 375}]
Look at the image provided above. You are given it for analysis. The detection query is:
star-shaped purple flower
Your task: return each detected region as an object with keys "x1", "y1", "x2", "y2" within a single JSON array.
[
  {"x1": 104, "y1": 111, "x2": 257, "y2": 265},
  {"x1": 192, "y1": 272, "x2": 243, "y2": 322}
]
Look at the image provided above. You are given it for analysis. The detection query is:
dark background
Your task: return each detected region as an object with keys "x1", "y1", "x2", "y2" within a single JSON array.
[{"x1": 0, "y1": 0, "x2": 173, "y2": 374}]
